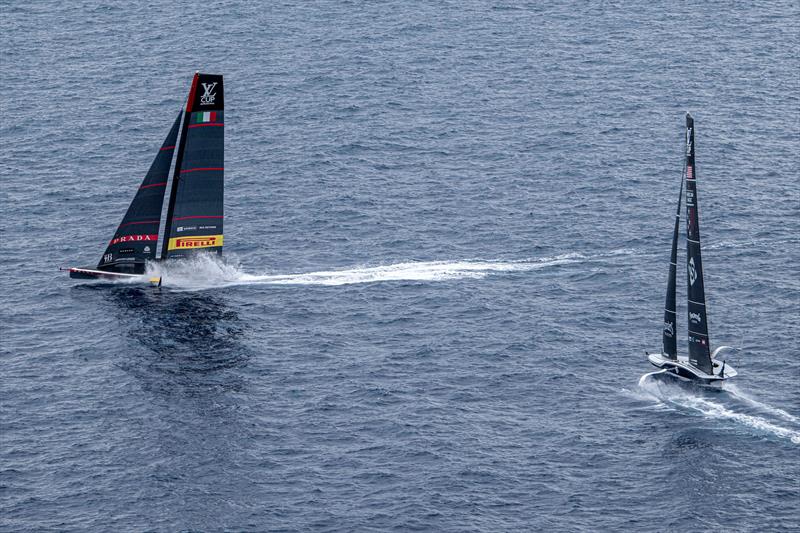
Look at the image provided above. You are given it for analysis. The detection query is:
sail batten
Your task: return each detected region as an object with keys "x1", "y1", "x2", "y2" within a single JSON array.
[
  {"x1": 684, "y1": 113, "x2": 713, "y2": 374},
  {"x1": 96, "y1": 112, "x2": 182, "y2": 274}
]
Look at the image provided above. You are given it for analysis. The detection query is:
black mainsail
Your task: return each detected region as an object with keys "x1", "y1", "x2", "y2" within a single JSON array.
[
  {"x1": 96, "y1": 112, "x2": 182, "y2": 274},
  {"x1": 661, "y1": 174, "x2": 683, "y2": 360},
  {"x1": 684, "y1": 113, "x2": 713, "y2": 374},
  {"x1": 161, "y1": 73, "x2": 224, "y2": 260}
]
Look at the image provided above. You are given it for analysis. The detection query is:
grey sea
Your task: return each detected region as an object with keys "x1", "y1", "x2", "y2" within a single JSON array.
[{"x1": 2, "y1": 1, "x2": 799, "y2": 531}]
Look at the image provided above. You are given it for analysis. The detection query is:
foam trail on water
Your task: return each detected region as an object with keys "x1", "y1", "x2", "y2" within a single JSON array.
[
  {"x1": 637, "y1": 374, "x2": 800, "y2": 444},
  {"x1": 682, "y1": 396, "x2": 800, "y2": 444},
  {"x1": 149, "y1": 252, "x2": 585, "y2": 290},
  {"x1": 723, "y1": 384, "x2": 799, "y2": 423}
]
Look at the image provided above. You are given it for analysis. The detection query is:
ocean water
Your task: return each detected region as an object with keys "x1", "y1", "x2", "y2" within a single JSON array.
[{"x1": 2, "y1": 1, "x2": 799, "y2": 531}]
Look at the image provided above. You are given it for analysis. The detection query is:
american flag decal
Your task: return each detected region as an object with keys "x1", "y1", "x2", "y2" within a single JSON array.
[{"x1": 686, "y1": 166, "x2": 693, "y2": 179}]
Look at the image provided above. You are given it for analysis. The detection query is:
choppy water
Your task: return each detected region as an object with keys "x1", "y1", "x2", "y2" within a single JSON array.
[{"x1": 2, "y1": 1, "x2": 799, "y2": 531}]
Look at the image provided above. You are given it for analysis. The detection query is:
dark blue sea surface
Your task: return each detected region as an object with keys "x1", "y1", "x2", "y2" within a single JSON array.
[{"x1": 2, "y1": 1, "x2": 799, "y2": 531}]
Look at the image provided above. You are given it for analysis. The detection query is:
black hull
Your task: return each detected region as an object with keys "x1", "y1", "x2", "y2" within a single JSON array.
[
  {"x1": 647, "y1": 352, "x2": 737, "y2": 384},
  {"x1": 657, "y1": 364, "x2": 721, "y2": 386},
  {"x1": 65, "y1": 266, "x2": 156, "y2": 283},
  {"x1": 68, "y1": 268, "x2": 104, "y2": 280},
  {"x1": 644, "y1": 369, "x2": 727, "y2": 392}
]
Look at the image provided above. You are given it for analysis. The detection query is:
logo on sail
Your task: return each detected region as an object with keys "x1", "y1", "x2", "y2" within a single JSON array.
[
  {"x1": 687, "y1": 207, "x2": 696, "y2": 234},
  {"x1": 686, "y1": 127, "x2": 693, "y2": 156},
  {"x1": 689, "y1": 334, "x2": 707, "y2": 347},
  {"x1": 109, "y1": 234, "x2": 157, "y2": 246},
  {"x1": 688, "y1": 257, "x2": 698, "y2": 285},
  {"x1": 689, "y1": 311, "x2": 702, "y2": 324},
  {"x1": 174, "y1": 236, "x2": 217, "y2": 248},
  {"x1": 167, "y1": 234, "x2": 223, "y2": 251},
  {"x1": 200, "y1": 82, "x2": 217, "y2": 105},
  {"x1": 663, "y1": 320, "x2": 674, "y2": 337}
]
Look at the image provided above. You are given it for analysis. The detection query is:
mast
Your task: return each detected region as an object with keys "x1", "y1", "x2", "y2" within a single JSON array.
[
  {"x1": 97, "y1": 112, "x2": 182, "y2": 274},
  {"x1": 161, "y1": 72, "x2": 225, "y2": 260},
  {"x1": 684, "y1": 113, "x2": 713, "y2": 374},
  {"x1": 661, "y1": 171, "x2": 683, "y2": 360},
  {"x1": 161, "y1": 73, "x2": 198, "y2": 259}
]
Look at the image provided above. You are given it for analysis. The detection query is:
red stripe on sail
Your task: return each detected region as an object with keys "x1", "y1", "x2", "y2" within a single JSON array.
[
  {"x1": 173, "y1": 215, "x2": 224, "y2": 221},
  {"x1": 180, "y1": 167, "x2": 224, "y2": 174},
  {"x1": 139, "y1": 182, "x2": 167, "y2": 189},
  {"x1": 188, "y1": 123, "x2": 224, "y2": 128},
  {"x1": 118, "y1": 220, "x2": 160, "y2": 228},
  {"x1": 160, "y1": 145, "x2": 175, "y2": 151}
]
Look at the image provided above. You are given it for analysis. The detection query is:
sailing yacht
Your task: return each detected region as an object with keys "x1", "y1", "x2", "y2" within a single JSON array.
[
  {"x1": 647, "y1": 113, "x2": 737, "y2": 385},
  {"x1": 66, "y1": 72, "x2": 224, "y2": 283}
]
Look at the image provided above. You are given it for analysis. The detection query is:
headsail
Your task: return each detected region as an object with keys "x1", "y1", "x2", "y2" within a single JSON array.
[
  {"x1": 684, "y1": 113, "x2": 713, "y2": 374},
  {"x1": 162, "y1": 73, "x2": 224, "y2": 259},
  {"x1": 662, "y1": 172, "x2": 683, "y2": 360},
  {"x1": 96, "y1": 112, "x2": 182, "y2": 274}
]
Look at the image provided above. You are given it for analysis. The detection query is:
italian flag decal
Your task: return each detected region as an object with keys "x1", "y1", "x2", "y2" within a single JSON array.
[{"x1": 194, "y1": 111, "x2": 217, "y2": 123}]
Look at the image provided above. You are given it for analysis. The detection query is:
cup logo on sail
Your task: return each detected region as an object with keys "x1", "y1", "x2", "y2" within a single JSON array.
[
  {"x1": 688, "y1": 257, "x2": 698, "y2": 285},
  {"x1": 663, "y1": 320, "x2": 674, "y2": 337},
  {"x1": 689, "y1": 311, "x2": 702, "y2": 324},
  {"x1": 200, "y1": 82, "x2": 217, "y2": 105}
]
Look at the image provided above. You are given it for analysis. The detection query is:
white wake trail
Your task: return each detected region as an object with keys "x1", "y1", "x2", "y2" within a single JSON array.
[
  {"x1": 637, "y1": 374, "x2": 800, "y2": 444},
  {"x1": 682, "y1": 396, "x2": 800, "y2": 444},
  {"x1": 723, "y1": 384, "x2": 799, "y2": 424},
  {"x1": 151, "y1": 252, "x2": 585, "y2": 290}
]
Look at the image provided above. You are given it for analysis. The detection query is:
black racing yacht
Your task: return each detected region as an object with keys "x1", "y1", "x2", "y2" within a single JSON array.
[{"x1": 647, "y1": 113, "x2": 737, "y2": 385}]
